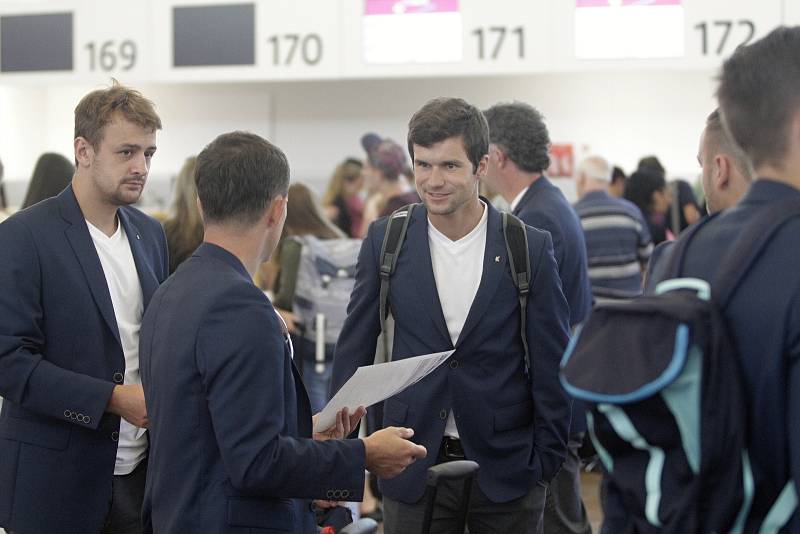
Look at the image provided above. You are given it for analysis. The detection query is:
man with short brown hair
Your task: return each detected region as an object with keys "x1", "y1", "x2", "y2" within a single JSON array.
[{"x1": 0, "y1": 83, "x2": 168, "y2": 533}]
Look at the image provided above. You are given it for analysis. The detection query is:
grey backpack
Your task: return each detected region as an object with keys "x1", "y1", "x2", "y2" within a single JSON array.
[{"x1": 291, "y1": 235, "x2": 363, "y2": 346}]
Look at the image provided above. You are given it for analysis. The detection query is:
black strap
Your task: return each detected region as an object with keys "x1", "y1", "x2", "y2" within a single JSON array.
[
  {"x1": 665, "y1": 197, "x2": 800, "y2": 308},
  {"x1": 377, "y1": 204, "x2": 416, "y2": 364},
  {"x1": 502, "y1": 212, "x2": 532, "y2": 380}
]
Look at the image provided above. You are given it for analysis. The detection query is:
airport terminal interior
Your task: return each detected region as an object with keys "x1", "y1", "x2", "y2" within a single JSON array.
[{"x1": 1, "y1": 0, "x2": 799, "y2": 533}]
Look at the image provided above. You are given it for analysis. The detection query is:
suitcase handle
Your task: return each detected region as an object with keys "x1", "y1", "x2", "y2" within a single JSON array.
[
  {"x1": 426, "y1": 460, "x2": 480, "y2": 486},
  {"x1": 422, "y1": 460, "x2": 480, "y2": 533}
]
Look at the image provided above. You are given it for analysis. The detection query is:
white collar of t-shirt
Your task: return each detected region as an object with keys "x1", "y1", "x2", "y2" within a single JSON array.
[{"x1": 509, "y1": 185, "x2": 530, "y2": 213}]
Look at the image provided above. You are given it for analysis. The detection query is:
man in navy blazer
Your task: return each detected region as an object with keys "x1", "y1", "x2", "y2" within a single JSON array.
[
  {"x1": 640, "y1": 28, "x2": 800, "y2": 532},
  {"x1": 331, "y1": 98, "x2": 571, "y2": 533},
  {"x1": 483, "y1": 102, "x2": 593, "y2": 534},
  {"x1": 140, "y1": 131, "x2": 426, "y2": 534},
  {"x1": 0, "y1": 84, "x2": 168, "y2": 533}
]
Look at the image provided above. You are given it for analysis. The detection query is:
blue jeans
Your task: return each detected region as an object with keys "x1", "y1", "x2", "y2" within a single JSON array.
[{"x1": 292, "y1": 335, "x2": 335, "y2": 414}]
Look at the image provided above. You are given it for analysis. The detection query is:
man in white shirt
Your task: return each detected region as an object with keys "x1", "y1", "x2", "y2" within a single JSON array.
[
  {"x1": 0, "y1": 83, "x2": 168, "y2": 533},
  {"x1": 332, "y1": 97, "x2": 572, "y2": 533}
]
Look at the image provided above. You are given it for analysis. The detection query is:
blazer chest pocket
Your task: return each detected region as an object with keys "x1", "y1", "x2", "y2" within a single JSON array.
[
  {"x1": 0, "y1": 412, "x2": 71, "y2": 451},
  {"x1": 493, "y1": 400, "x2": 534, "y2": 432},
  {"x1": 227, "y1": 497, "x2": 295, "y2": 531},
  {"x1": 384, "y1": 398, "x2": 409, "y2": 425}
]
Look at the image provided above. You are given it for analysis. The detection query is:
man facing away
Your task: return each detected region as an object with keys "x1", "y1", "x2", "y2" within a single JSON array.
[
  {"x1": 483, "y1": 102, "x2": 593, "y2": 534},
  {"x1": 0, "y1": 83, "x2": 168, "y2": 533},
  {"x1": 642, "y1": 26, "x2": 800, "y2": 530},
  {"x1": 331, "y1": 97, "x2": 571, "y2": 533},
  {"x1": 140, "y1": 131, "x2": 426, "y2": 534},
  {"x1": 644, "y1": 108, "x2": 754, "y2": 291},
  {"x1": 574, "y1": 155, "x2": 653, "y2": 300}
]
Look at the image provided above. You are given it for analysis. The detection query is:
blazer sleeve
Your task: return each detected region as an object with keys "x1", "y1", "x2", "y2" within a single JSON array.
[
  {"x1": 0, "y1": 218, "x2": 115, "y2": 428},
  {"x1": 196, "y1": 286, "x2": 365, "y2": 499},
  {"x1": 330, "y1": 221, "x2": 384, "y2": 396},
  {"x1": 526, "y1": 229, "x2": 572, "y2": 482}
]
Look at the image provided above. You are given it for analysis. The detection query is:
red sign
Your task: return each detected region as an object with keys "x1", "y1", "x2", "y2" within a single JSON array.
[{"x1": 548, "y1": 144, "x2": 574, "y2": 177}]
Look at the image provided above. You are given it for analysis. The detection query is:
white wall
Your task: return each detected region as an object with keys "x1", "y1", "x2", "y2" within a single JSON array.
[{"x1": 0, "y1": 69, "x2": 716, "y2": 207}]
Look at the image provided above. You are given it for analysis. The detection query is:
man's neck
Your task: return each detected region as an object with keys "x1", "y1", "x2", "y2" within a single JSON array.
[
  {"x1": 428, "y1": 197, "x2": 485, "y2": 242},
  {"x1": 755, "y1": 160, "x2": 800, "y2": 190},
  {"x1": 203, "y1": 225, "x2": 264, "y2": 278},
  {"x1": 501, "y1": 171, "x2": 541, "y2": 203},
  {"x1": 580, "y1": 181, "x2": 608, "y2": 199},
  {"x1": 72, "y1": 174, "x2": 118, "y2": 236}
]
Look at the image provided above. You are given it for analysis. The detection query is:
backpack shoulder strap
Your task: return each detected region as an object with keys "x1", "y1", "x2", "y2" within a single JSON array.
[
  {"x1": 712, "y1": 197, "x2": 800, "y2": 308},
  {"x1": 377, "y1": 204, "x2": 417, "y2": 362},
  {"x1": 502, "y1": 212, "x2": 532, "y2": 380}
]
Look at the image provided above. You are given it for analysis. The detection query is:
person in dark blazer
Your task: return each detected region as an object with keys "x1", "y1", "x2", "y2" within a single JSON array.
[
  {"x1": 0, "y1": 84, "x2": 167, "y2": 533},
  {"x1": 331, "y1": 98, "x2": 571, "y2": 533},
  {"x1": 483, "y1": 102, "x2": 593, "y2": 534},
  {"x1": 641, "y1": 27, "x2": 800, "y2": 532},
  {"x1": 140, "y1": 131, "x2": 426, "y2": 534}
]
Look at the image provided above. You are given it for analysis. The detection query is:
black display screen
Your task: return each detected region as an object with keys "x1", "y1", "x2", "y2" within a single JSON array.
[
  {"x1": 1, "y1": 12, "x2": 73, "y2": 72},
  {"x1": 173, "y1": 4, "x2": 256, "y2": 67}
]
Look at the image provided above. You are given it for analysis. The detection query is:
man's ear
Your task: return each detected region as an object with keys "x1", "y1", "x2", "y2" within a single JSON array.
[
  {"x1": 74, "y1": 137, "x2": 94, "y2": 168},
  {"x1": 476, "y1": 153, "x2": 489, "y2": 178},
  {"x1": 715, "y1": 154, "x2": 731, "y2": 190},
  {"x1": 266, "y1": 195, "x2": 287, "y2": 228}
]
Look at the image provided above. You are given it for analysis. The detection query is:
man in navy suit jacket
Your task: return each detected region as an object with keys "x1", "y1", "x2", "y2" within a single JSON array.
[
  {"x1": 331, "y1": 98, "x2": 571, "y2": 533},
  {"x1": 140, "y1": 132, "x2": 426, "y2": 534},
  {"x1": 0, "y1": 84, "x2": 168, "y2": 533},
  {"x1": 640, "y1": 28, "x2": 800, "y2": 532},
  {"x1": 483, "y1": 102, "x2": 593, "y2": 534}
]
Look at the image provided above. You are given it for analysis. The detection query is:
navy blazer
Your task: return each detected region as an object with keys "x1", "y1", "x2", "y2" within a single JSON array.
[
  {"x1": 331, "y1": 201, "x2": 571, "y2": 504},
  {"x1": 0, "y1": 186, "x2": 168, "y2": 533},
  {"x1": 513, "y1": 176, "x2": 592, "y2": 326},
  {"x1": 140, "y1": 243, "x2": 366, "y2": 534},
  {"x1": 634, "y1": 180, "x2": 800, "y2": 532}
]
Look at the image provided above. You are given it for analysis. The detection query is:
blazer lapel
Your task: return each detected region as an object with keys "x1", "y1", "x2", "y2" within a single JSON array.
[
  {"x1": 119, "y1": 209, "x2": 158, "y2": 309},
  {"x1": 456, "y1": 204, "x2": 508, "y2": 347},
  {"x1": 404, "y1": 208, "x2": 452, "y2": 347},
  {"x1": 59, "y1": 187, "x2": 121, "y2": 347}
]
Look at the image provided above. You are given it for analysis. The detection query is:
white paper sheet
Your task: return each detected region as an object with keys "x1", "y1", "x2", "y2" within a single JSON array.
[{"x1": 313, "y1": 350, "x2": 454, "y2": 433}]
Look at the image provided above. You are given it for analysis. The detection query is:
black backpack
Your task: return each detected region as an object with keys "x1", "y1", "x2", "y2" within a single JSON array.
[{"x1": 560, "y1": 198, "x2": 800, "y2": 533}]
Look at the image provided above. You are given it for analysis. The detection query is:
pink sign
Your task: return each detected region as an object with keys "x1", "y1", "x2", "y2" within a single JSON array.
[
  {"x1": 365, "y1": 0, "x2": 460, "y2": 16},
  {"x1": 576, "y1": 0, "x2": 681, "y2": 7}
]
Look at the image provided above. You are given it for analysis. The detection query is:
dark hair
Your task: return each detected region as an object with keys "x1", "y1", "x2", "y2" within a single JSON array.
[
  {"x1": 22, "y1": 153, "x2": 74, "y2": 209},
  {"x1": 704, "y1": 109, "x2": 753, "y2": 181},
  {"x1": 624, "y1": 170, "x2": 667, "y2": 215},
  {"x1": 717, "y1": 26, "x2": 800, "y2": 170},
  {"x1": 637, "y1": 156, "x2": 666, "y2": 177},
  {"x1": 611, "y1": 166, "x2": 627, "y2": 184},
  {"x1": 408, "y1": 97, "x2": 489, "y2": 173},
  {"x1": 195, "y1": 131, "x2": 290, "y2": 225},
  {"x1": 483, "y1": 102, "x2": 551, "y2": 173},
  {"x1": 74, "y1": 81, "x2": 161, "y2": 151}
]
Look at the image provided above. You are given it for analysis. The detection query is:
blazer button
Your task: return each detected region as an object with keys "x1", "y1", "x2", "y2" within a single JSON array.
[
  {"x1": 111, "y1": 431, "x2": 119, "y2": 442},
  {"x1": 113, "y1": 372, "x2": 124, "y2": 384},
  {"x1": 342, "y1": 490, "x2": 350, "y2": 499},
  {"x1": 326, "y1": 490, "x2": 334, "y2": 499},
  {"x1": 64, "y1": 410, "x2": 72, "y2": 419},
  {"x1": 439, "y1": 409, "x2": 447, "y2": 420},
  {"x1": 449, "y1": 359, "x2": 459, "y2": 369}
]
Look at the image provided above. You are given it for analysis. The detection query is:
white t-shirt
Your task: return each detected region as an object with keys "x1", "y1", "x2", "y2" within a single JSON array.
[
  {"x1": 428, "y1": 202, "x2": 488, "y2": 438},
  {"x1": 87, "y1": 218, "x2": 147, "y2": 476}
]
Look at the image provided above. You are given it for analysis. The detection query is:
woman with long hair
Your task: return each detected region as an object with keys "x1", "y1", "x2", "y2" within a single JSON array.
[
  {"x1": 322, "y1": 158, "x2": 365, "y2": 238},
  {"x1": 269, "y1": 182, "x2": 347, "y2": 413},
  {"x1": 163, "y1": 156, "x2": 204, "y2": 274},
  {"x1": 21, "y1": 153, "x2": 74, "y2": 209}
]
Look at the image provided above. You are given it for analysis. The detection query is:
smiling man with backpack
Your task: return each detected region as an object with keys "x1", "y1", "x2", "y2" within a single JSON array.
[{"x1": 331, "y1": 97, "x2": 571, "y2": 533}]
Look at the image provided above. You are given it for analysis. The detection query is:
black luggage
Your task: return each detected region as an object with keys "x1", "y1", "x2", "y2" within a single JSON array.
[{"x1": 421, "y1": 460, "x2": 480, "y2": 534}]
